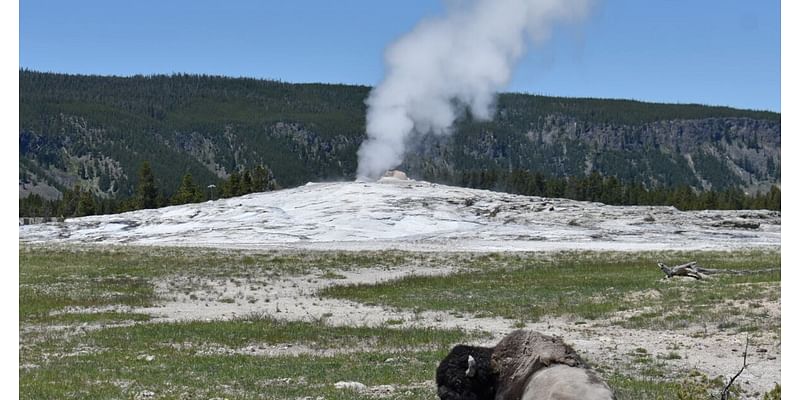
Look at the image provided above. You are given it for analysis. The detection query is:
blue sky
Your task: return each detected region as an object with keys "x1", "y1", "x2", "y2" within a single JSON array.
[{"x1": 20, "y1": 0, "x2": 780, "y2": 111}]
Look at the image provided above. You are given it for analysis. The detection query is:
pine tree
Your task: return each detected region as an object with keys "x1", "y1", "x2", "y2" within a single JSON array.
[
  {"x1": 600, "y1": 176, "x2": 621, "y2": 205},
  {"x1": 223, "y1": 171, "x2": 241, "y2": 198},
  {"x1": 76, "y1": 189, "x2": 96, "y2": 217},
  {"x1": 698, "y1": 191, "x2": 719, "y2": 210},
  {"x1": 587, "y1": 171, "x2": 603, "y2": 202},
  {"x1": 532, "y1": 172, "x2": 546, "y2": 196},
  {"x1": 136, "y1": 161, "x2": 158, "y2": 209},
  {"x1": 766, "y1": 186, "x2": 781, "y2": 211},
  {"x1": 252, "y1": 165, "x2": 269, "y2": 192},
  {"x1": 58, "y1": 185, "x2": 81, "y2": 217},
  {"x1": 172, "y1": 173, "x2": 202, "y2": 205},
  {"x1": 240, "y1": 171, "x2": 253, "y2": 195}
]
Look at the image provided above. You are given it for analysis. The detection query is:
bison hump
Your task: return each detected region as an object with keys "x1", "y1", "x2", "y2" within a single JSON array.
[{"x1": 491, "y1": 330, "x2": 587, "y2": 400}]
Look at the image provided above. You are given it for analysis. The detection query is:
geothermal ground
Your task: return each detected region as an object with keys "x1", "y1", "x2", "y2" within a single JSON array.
[
  {"x1": 19, "y1": 178, "x2": 781, "y2": 399},
  {"x1": 19, "y1": 177, "x2": 781, "y2": 251}
]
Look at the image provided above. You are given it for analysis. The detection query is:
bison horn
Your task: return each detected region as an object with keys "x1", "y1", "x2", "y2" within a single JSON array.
[{"x1": 465, "y1": 355, "x2": 477, "y2": 377}]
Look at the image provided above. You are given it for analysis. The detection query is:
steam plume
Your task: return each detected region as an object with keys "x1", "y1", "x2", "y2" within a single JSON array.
[{"x1": 357, "y1": 0, "x2": 592, "y2": 180}]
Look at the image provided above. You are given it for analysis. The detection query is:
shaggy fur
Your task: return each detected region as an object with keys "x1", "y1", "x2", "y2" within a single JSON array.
[
  {"x1": 491, "y1": 330, "x2": 587, "y2": 400},
  {"x1": 436, "y1": 345, "x2": 496, "y2": 400}
]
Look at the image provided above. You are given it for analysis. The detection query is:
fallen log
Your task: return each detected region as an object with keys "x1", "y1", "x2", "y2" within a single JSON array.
[
  {"x1": 657, "y1": 262, "x2": 779, "y2": 280},
  {"x1": 658, "y1": 261, "x2": 704, "y2": 279}
]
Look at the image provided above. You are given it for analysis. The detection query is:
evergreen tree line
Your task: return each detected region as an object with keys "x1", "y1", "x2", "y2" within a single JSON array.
[
  {"x1": 457, "y1": 169, "x2": 781, "y2": 211},
  {"x1": 20, "y1": 161, "x2": 278, "y2": 219},
  {"x1": 21, "y1": 163, "x2": 780, "y2": 219}
]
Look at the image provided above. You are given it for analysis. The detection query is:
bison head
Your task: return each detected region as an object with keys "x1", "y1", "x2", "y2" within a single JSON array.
[{"x1": 436, "y1": 345, "x2": 496, "y2": 400}]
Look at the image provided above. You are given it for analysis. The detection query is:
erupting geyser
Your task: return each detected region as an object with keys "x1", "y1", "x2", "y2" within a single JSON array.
[{"x1": 356, "y1": 0, "x2": 593, "y2": 181}]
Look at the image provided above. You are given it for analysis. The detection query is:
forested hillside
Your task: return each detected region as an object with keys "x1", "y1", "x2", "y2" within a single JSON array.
[{"x1": 20, "y1": 70, "x2": 780, "y2": 212}]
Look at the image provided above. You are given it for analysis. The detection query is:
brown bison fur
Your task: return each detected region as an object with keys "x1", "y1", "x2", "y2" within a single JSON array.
[{"x1": 490, "y1": 330, "x2": 587, "y2": 399}]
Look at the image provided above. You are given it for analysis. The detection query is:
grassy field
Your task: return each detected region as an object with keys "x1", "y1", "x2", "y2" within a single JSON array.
[
  {"x1": 19, "y1": 245, "x2": 780, "y2": 399},
  {"x1": 21, "y1": 314, "x2": 483, "y2": 399},
  {"x1": 323, "y1": 250, "x2": 780, "y2": 333}
]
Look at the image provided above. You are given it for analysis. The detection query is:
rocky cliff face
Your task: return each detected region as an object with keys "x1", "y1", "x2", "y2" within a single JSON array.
[
  {"x1": 19, "y1": 115, "x2": 130, "y2": 199},
  {"x1": 403, "y1": 115, "x2": 780, "y2": 195}
]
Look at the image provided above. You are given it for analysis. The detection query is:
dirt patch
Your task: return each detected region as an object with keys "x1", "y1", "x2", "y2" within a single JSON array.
[{"x1": 135, "y1": 262, "x2": 464, "y2": 326}]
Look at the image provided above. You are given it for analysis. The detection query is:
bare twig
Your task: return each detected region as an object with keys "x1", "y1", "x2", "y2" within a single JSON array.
[{"x1": 720, "y1": 336, "x2": 749, "y2": 400}]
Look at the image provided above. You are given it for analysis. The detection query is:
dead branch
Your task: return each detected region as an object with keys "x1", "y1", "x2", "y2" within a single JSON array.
[
  {"x1": 657, "y1": 261, "x2": 779, "y2": 280},
  {"x1": 657, "y1": 261, "x2": 704, "y2": 279},
  {"x1": 720, "y1": 336, "x2": 748, "y2": 400}
]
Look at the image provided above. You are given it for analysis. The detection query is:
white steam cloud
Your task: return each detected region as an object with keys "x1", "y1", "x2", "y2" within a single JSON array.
[{"x1": 356, "y1": 0, "x2": 593, "y2": 180}]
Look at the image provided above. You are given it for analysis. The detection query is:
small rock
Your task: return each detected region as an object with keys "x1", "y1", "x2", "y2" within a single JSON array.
[
  {"x1": 135, "y1": 390, "x2": 155, "y2": 399},
  {"x1": 334, "y1": 381, "x2": 367, "y2": 391}
]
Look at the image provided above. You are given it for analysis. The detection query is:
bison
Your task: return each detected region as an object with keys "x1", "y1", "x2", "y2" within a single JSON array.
[
  {"x1": 436, "y1": 330, "x2": 615, "y2": 400},
  {"x1": 436, "y1": 344, "x2": 496, "y2": 400}
]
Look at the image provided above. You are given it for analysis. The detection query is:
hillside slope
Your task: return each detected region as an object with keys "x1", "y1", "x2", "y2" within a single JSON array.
[
  {"x1": 19, "y1": 178, "x2": 780, "y2": 251},
  {"x1": 19, "y1": 70, "x2": 781, "y2": 200}
]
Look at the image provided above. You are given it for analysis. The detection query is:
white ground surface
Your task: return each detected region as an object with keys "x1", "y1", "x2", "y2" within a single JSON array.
[{"x1": 19, "y1": 177, "x2": 781, "y2": 252}]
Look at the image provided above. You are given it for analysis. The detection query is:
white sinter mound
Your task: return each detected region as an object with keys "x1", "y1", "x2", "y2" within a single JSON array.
[{"x1": 19, "y1": 177, "x2": 780, "y2": 251}]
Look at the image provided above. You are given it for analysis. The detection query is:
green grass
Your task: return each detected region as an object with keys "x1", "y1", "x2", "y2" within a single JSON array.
[
  {"x1": 44, "y1": 312, "x2": 152, "y2": 324},
  {"x1": 321, "y1": 250, "x2": 780, "y2": 328},
  {"x1": 22, "y1": 349, "x2": 443, "y2": 399},
  {"x1": 19, "y1": 245, "x2": 414, "y2": 283},
  {"x1": 84, "y1": 315, "x2": 485, "y2": 351},
  {"x1": 609, "y1": 374, "x2": 724, "y2": 400},
  {"x1": 20, "y1": 314, "x2": 484, "y2": 399},
  {"x1": 20, "y1": 277, "x2": 155, "y2": 323},
  {"x1": 658, "y1": 351, "x2": 683, "y2": 360}
]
